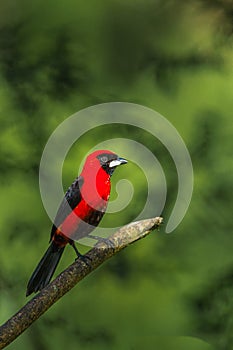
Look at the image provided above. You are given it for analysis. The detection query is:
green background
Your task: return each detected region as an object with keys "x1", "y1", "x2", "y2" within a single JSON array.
[{"x1": 0, "y1": 1, "x2": 232, "y2": 349}]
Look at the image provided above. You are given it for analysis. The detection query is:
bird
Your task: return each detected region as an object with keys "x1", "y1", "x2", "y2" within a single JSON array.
[{"x1": 26, "y1": 150, "x2": 127, "y2": 296}]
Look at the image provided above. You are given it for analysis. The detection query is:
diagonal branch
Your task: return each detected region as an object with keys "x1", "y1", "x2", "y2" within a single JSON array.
[{"x1": 0, "y1": 217, "x2": 163, "y2": 349}]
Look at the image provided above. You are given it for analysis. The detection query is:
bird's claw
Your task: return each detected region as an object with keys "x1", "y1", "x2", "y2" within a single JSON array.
[
  {"x1": 91, "y1": 236, "x2": 115, "y2": 250},
  {"x1": 75, "y1": 253, "x2": 92, "y2": 266},
  {"x1": 70, "y1": 241, "x2": 92, "y2": 266}
]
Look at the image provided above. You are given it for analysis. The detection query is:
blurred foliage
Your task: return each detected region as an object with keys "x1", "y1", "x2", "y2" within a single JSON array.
[{"x1": 0, "y1": 0, "x2": 232, "y2": 349}]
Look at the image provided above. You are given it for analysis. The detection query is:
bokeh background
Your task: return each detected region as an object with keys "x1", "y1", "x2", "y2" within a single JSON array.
[{"x1": 0, "y1": 1, "x2": 232, "y2": 349}]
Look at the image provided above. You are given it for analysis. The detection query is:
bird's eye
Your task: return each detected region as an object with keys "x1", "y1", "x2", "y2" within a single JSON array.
[{"x1": 100, "y1": 156, "x2": 108, "y2": 163}]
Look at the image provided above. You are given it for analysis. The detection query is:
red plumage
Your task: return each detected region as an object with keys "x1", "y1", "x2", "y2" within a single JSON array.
[{"x1": 26, "y1": 150, "x2": 127, "y2": 296}]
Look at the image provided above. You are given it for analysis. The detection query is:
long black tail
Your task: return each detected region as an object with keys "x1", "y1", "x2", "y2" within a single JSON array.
[{"x1": 26, "y1": 241, "x2": 65, "y2": 296}]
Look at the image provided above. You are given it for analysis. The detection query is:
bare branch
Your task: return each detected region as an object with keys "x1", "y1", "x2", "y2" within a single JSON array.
[{"x1": 0, "y1": 217, "x2": 163, "y2": 349}]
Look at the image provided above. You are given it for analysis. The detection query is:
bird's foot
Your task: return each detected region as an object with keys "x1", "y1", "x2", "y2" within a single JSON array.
[
  {"x1": 89, "y1": 235, "x2": 115, "y2": 250},
  {"x1": 70, "y1": 241, "x2": 92, "y2": 266},
  {"x1": 75, "y1": 253, "x2": 92, "y2": 266}
]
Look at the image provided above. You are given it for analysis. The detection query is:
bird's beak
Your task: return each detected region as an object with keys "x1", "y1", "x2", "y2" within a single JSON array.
[{"x1": 109, "y1": 157, "x2": 128, "y2": 168}]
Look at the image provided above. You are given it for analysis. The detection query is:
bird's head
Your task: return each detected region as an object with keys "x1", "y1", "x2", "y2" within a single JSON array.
[{"x1": 82, "y1": 150, "x2": 127, "y2": 176}]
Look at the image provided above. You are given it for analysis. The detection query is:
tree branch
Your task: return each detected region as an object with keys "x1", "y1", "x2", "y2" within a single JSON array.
[{"x1": 0, "y1": 217, "x2": 163, "y2": 349}]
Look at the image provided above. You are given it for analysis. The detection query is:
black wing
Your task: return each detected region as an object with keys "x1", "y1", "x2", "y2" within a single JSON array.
[{"x1": 50, "y1": 176, "x2": 84, "y2": 239}]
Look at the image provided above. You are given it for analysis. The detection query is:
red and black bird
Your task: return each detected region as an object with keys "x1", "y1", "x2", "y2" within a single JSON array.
[{"x1": 26, "y1": 150, "x2": 127, "y2": 296}]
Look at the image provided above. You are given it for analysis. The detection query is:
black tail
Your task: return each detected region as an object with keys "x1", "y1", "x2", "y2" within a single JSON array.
[{"x1": 26, "y1": 241, "x2": 65, "y2": 296}]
